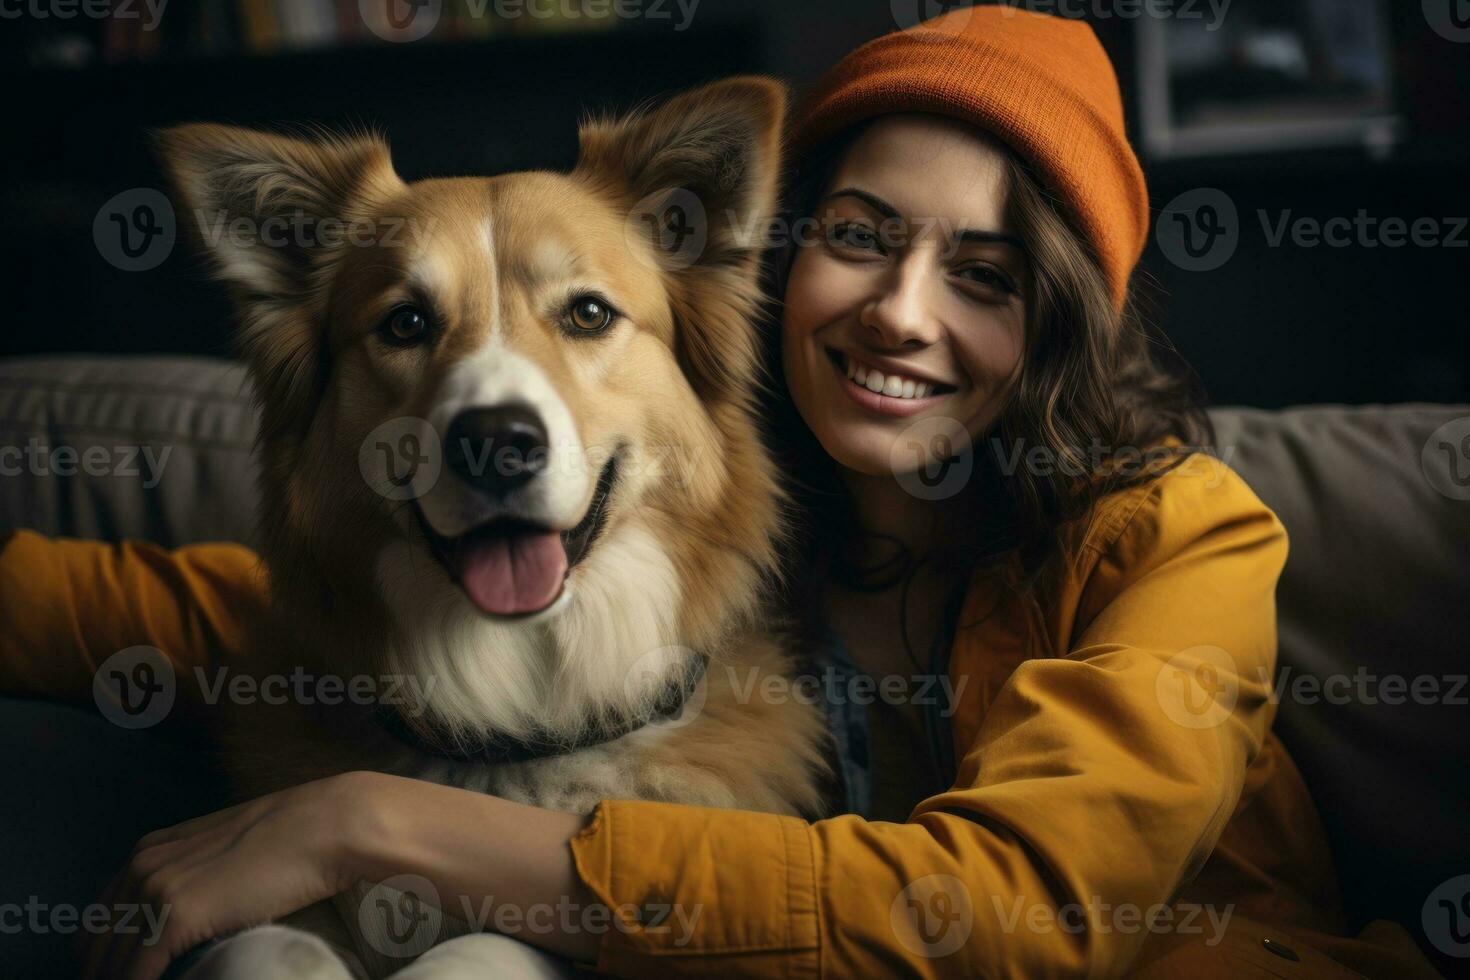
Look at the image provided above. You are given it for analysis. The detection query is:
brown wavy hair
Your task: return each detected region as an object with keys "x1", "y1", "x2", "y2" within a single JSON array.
[{"x1": 760, "y1": 122, "x2": 1213, "y2": 668}]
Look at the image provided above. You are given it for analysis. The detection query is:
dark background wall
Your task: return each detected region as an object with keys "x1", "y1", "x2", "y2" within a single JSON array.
[{"x1": 1, "y1": 0, "x2": 1466, "y2": 409}]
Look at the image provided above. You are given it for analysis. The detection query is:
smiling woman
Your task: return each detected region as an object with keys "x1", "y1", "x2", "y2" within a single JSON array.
[
  {"x1": 0, "y1": 6, "x2": 1451, "y2": 980},
  {"x1": 781, "y1": 115, "x2": 1031, "y2": 468}
]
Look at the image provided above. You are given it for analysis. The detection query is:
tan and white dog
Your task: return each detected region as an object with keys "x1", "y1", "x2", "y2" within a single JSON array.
[{"x1": 156, "y1": 78, "x2": 829, "y2": 978}]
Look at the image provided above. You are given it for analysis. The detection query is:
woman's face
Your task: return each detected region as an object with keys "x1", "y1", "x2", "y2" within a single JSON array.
[{"x1": 781, "y1": 114, "x2": 1028, "y2": 478}]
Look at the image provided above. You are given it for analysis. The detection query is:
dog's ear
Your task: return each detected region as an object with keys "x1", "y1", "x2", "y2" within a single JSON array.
[
  {"x1": 575, "y1": 77, "x2": 786, "y2": 405},
  {"x1": 155, "y1": 125, "x2": 404, "y2": 439}
]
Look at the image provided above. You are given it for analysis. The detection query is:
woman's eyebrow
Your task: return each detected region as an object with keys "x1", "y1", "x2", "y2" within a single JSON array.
[
  {"x1": 822, "y1": 186, "x2": 1024, "y2": 250},
  {"x1": 823, "y1": 186, "x2": 900, "y2": 219}
]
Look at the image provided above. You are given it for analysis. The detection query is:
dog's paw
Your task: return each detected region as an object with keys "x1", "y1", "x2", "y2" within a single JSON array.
[
  {"x1": 181, "y1": 924, "x2": 359, "y2": 980},
  {"x1": 382, "y1": 933, "x2": 577, "y2": 980}
]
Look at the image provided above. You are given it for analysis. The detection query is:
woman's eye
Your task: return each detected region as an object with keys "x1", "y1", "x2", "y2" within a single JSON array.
[
  {"x1": 568, "y1": 295, "x2": 616, "y2": 333},
  {"x1": 956, "y1": 265, "x2": 1016, "y2": 294},
  {"x1": 831, "y1": 221, "x2": 883, "y2": 253},
  {"x1": 380, "y1": 305, "x2": 431, "y2": 346}
]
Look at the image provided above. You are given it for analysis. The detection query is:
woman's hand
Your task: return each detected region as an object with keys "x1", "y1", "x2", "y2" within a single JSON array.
[{"x1": 82, "y1": 770, "x2": 379, "y2": 980}]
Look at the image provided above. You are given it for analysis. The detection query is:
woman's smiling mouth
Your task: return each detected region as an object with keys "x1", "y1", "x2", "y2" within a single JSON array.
[{"x1": 825, "y1": 347, "x2": 956, "y2": 418}]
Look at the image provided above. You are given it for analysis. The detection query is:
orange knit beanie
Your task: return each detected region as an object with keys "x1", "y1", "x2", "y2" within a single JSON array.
[{"x1": 793, "y1": 6, "x2": 1149, "y2": 311}]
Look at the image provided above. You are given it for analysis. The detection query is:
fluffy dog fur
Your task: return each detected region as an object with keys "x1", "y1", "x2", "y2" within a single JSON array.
[{"x1": 157, "y1": 77, "x2": 829, "y2": 978}]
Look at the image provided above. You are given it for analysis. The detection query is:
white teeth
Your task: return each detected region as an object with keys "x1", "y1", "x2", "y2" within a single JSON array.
[{"x1": 839, "y1": 352, "x2": 942, "y2": 400}]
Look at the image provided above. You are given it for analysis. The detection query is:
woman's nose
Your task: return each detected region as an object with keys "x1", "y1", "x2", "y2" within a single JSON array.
[{"x1": 859, "y1": 257, "x2": 940, "y2": 349}]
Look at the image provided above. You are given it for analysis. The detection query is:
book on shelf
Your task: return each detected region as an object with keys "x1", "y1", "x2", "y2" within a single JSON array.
[{"x1": 77, "y1": 0, "x2": 629, "y2": 67}]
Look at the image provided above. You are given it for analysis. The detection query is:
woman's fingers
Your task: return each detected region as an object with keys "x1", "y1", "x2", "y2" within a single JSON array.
[
  {"x1": 80, "y1": 777, "x2": 363, "y2": 980},
  {"x1": 85, "y1": 811, "x2": 248, "y2": 980}
]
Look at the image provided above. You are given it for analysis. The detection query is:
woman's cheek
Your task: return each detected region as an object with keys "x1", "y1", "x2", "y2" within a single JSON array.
[
  {"x1": 951, "y1": 317, "x2": 1024, "y2": 436},
  {"x1": 785, "y1": 248, "x2": 862, "y2": 336}
]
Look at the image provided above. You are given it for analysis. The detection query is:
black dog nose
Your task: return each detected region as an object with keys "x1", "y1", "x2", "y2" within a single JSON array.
[{"x1": 444, "y1": 404, "x2": 549, "y2": 497}]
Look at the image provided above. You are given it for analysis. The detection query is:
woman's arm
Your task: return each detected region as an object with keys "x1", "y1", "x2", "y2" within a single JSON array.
[
  {"x1": 0, "y1": 528, "x2": 265, "y2": 734},
  {"x1": 82, "y1": 771, "x2": 597, "y2": 980},
  {"x1": 352, "y1": 775, "x2": 601, "y2": 962}
]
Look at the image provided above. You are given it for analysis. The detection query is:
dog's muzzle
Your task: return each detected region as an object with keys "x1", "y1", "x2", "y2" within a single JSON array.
[{"x1": 414, "y1": 404, "x2": 619, "y2": 621}]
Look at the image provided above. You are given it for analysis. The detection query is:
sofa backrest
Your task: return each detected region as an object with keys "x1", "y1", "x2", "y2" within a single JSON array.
[
  {"x1": 1211, "y1": 404, "x2": 1470, "y2": 943},
  {"x1": 0, "y1": 356, "x2": 258, "y2": 547}
]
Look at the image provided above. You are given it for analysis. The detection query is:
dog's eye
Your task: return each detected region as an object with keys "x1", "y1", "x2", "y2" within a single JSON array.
[
  {"x1": 567, "y1": 296, "x2": 616, "y2": 334},
  {"x1": 380, "y1": 305, "x2": 430, "y2": 346}
]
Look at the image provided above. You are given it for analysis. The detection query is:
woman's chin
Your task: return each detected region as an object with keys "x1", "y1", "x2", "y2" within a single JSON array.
[{"x1": 810, "y1": 423, "x2": 912, "y2": 479}]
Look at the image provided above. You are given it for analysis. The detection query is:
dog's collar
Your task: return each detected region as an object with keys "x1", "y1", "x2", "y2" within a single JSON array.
[{"x1": 375, "y1": 654, "x2": 708, "y2": 766}]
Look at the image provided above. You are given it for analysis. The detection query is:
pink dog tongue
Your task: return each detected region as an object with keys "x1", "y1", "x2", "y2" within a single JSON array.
[{"x1": 454, "y1": 530, "x2": 568, "y2": 616}]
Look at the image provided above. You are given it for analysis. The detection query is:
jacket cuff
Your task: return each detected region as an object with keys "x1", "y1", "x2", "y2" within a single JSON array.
[{"x1": 569, "y1": 799, "x2": 820, "y2": 977}]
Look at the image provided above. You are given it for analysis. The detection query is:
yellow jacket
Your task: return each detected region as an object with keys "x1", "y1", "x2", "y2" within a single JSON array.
[{"x1": 0, "y1": 454, "x2": 1437, "y2": 978}]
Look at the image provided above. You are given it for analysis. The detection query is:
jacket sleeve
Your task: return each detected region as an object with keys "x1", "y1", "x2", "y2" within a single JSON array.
[
  {"x1": 0, "y1": 528, "x2": 265, "y2": 734},
  {"x1": 569, "y1": 461, "x2": 1288, "y2": 978}
]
